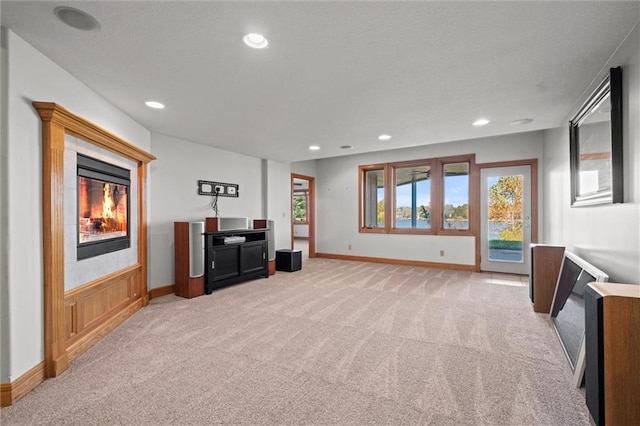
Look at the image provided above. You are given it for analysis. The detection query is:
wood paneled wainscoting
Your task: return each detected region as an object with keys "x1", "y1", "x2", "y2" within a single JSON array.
[
  {"x1": 0, "y1": 103, "x2": 155, "y2": 407},
  {"x1": 64, "y1": 265, "x2": 143, "y2": 363}
]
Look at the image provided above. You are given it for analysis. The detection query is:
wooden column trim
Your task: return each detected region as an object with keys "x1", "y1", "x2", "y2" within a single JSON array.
[
  {"x1": 33, "y1": 102, "x2": 155, "y2": 379},
  {"x1": 291, "y1": 173, "x2": 316, "y2": 258},
  {"x1": 307, "y1": 176, "x2": 316, "y2": 258},
  {"x1": 40, "y1": 118, "x2": 68, "y2": 377},
  {"x1": 138, "y1": 163, "x2": 150, "y2": 306}
]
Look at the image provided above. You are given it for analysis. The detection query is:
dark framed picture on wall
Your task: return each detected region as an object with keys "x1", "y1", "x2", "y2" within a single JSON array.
[{"x1": 569, "y1": 66, "x2": 623, "y2": 207}]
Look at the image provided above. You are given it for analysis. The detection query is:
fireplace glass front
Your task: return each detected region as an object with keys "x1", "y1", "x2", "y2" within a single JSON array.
[{"x1": 77, "y1": 154, "x2": 130, "y2": 260}]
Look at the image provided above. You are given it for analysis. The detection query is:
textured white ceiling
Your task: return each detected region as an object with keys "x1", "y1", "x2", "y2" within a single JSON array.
[{"x1": 2, "y1": 1, "x2": 639, "y2": 162}]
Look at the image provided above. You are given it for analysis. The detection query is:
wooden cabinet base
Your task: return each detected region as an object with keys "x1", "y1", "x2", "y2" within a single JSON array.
[
  {"x1": 585, "y1": 282, "x2": 640, "y2": 426},
  {"x1": 529, "y1": 244, "x2": 564, "y2": 313}
]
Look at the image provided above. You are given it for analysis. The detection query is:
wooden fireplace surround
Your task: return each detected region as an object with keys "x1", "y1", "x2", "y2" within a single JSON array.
[{"x1": 34, "y1": 102, "x2": 155, "y2": 379}]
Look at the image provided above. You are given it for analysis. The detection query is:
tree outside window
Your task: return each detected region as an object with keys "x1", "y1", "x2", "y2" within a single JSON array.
[
  {"x1": 293, "y1": 191, "x2": 308, "y2": 223},
  {"x1": 488, "y1": 175, "x2": 523, "y2": 241}
]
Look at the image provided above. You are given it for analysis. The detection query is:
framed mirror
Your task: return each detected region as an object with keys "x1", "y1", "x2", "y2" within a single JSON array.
[{"x1": 569, "y1": 67, "x2": 623, "y2": 207}]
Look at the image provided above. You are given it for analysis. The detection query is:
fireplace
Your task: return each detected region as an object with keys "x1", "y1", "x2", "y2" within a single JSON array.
[{"x1": 77, "y1": 154, "x2": 130, "y2": 260}]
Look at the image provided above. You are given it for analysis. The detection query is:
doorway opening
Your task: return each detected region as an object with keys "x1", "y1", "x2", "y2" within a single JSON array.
[
  {"x1": 487, "y1": 173, "x2": 525, "y2": 263},
  {"x1": 478, "y1": 160, "x2": 538, "y2": 275},
  {"x1": 291, "y1": 173, "x2": 315, "y2": 259}
]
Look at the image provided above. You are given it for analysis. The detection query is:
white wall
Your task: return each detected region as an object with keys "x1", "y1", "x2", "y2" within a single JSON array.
[
  {"x1": 0, "y1": 28, "x2": 151, "y2": 382},
  {"x1": 264, "y1": 159, "x2": 293, "y2": 251},
  {"x1": 291, "y1": 159, "x2": 317, "y2": 178},
  {"x1": 293, "y1": 224, "x2": 309, "y2": 238},
  {"x1": 543, "y1": 23, "x2": 640, "y2": 284},
  {"x1": 315, "y1": 131, "x2": 545, "y2": 265},
  {"x1": 1, "y1": 27, "x2": 10, "y2": 384},
  {"x1": 148, "y1": 133, "x2": 264, "y2": 289}
]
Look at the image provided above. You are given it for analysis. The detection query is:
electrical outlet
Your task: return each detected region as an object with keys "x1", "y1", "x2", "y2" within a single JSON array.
[
  {"x1": 348, "y1": 244, "x2": 352, "y2": 250},
  {"x1": 439, "y1": 250, "x2": 445, "y2": 257},
  {"x1": 198, "y1": 180, "x2": 239, "y2": 197}
]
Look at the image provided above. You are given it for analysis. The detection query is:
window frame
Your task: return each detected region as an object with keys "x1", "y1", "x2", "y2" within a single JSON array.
[
  {"x1": 359, "y1": 154, "x2": 476, "y2": 237},
  {"x1": 359, "y1": 164, "x2": 388, "y2": 233},
  {"x1": 439, "y1": 156, "x2": 474, "y2": 235}
]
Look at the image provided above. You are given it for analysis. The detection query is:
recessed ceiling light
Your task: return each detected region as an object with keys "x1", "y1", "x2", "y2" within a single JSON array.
[
  {"x1": 145, "y1": 101, "x2": 165, "y2": 109},
  {"x1": 472, "y1": 118, "x2": 490, "y2": 126},
  {"x1": 243, "y1": 33, "x2": 269, "y2": 49},
  {"x1": 340, "y1": 145, "x2": 353, "y2": 150},
  {"x1": 509, "y1": 118, "x2": 534, "y2": 126},
  {"x1": 378, "y1": 134, "x2": 392, "y2": 141},
  {"x1": 309, "y1": 145, "x2": 320, "y2": 151},
  {"x1": 54, "y1": 6, "x2": 101, "y2": 31}
]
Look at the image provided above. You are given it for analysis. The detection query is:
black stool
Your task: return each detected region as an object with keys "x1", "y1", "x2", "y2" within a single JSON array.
[{"x1": 276, "y1": 249, "x2": 302, "y2": 272}]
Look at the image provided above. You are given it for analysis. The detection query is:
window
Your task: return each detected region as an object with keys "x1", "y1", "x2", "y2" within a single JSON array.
[
  {"x1": 443, "y1": 162, "x2": 469, "y2": 230},
  {"x1": 360, "y1": 166, "x2": 385, "y2": 231},
  {"x1": 360, "y1": 155, "x2": 474, "y2": 235},
  {"x1": 293, "y1": 191, "x2": 308, "y2": 223},
  {"x1": 393, "y1": 163, "x2": 431, "y2": 229}
]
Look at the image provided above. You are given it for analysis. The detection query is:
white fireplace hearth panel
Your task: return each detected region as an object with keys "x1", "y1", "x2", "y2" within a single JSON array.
[
  {"x1": 64, "y1": 242, "x2": 138, "y2": 288},
  {"x1": 63, "y1": 149, "x2": 77, "y2": 195},
  {"x1": 63, "y1": 134, "x2": 139, "y2": 291}
]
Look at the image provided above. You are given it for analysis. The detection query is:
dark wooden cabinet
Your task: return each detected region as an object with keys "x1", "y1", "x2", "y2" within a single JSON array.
[
  {"x1": 204, "y1": 229, "x2": 268, "y2": 294},
  {"x1": 208, "y1": 245, "x2": 240, "y2": 282},
  {"x1": 529, "y1": 244, "x2": 565, "y2": 313},
  {"x1": 240, "y1": 241, "x2": 268, "y2": 275}
]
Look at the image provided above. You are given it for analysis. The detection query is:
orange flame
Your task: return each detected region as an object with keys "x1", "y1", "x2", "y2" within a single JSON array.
[{"x1": 102, "y1": 183, "x2": 115, "y2": 219}]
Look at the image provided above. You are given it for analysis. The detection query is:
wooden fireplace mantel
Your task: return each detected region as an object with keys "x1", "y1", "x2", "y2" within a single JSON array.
[
  {"x1": 33, "y1": 102, "x2": 155, "y2": 381},
  {"x1": 33, "y1": 102, "x2": 155, "y2": 163}
]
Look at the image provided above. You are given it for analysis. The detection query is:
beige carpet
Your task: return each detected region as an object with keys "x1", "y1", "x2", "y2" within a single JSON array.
[{"x1": 1, "y1": 258, "x2": 589, "y2": 425}]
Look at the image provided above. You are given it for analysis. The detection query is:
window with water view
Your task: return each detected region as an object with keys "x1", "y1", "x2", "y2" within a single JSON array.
[
  {"x1": 443, "y1": 162, "x2": 469, "y2": 230},
  {"x1": 360, "y1": 155, "x2": 474, "y2": 235},
  {"x1": 394, "y1": 164, "x2": 431, "y2": 229}
]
